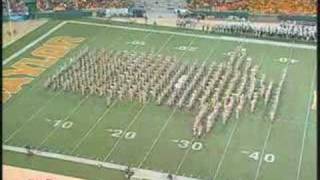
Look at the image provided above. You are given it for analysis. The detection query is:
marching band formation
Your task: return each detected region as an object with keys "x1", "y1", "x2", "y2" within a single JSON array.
[
  {"x1": 211, "y1": 20, "x2": 317, "y2": 42},
  {"x1": 45, "y1": 46, "x2": 286, "y2": 138}
]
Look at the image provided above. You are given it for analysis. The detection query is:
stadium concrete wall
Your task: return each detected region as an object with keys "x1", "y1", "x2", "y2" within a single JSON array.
[{"x1": 3, "y1": 10, "x2": 92, "y2": 22}]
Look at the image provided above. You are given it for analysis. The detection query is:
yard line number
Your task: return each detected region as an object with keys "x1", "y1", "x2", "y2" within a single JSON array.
[
  {"x1": 107, "y1": 129, "x2": 136, "y2": 140},
  {"x1": 277, "y1": 57, "x2": 299, "y2": 64},
  {"x1": 241, "y1": 150, "x2": 275, "y2": 163},
  {"x1": 175, "y1": 46, "x2": 198, "y2": 52},
  {"x1": 46, "y1": 119, "x2": 73, "y2": 129},
  {"x1": 171, "y1": 139, "x2": 203, "y2": 151},
  {"x1": 127, "y1": 40, "x2": 145, "y2": 46}
]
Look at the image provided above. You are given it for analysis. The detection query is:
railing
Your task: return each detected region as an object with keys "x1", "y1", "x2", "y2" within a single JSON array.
[
  {"x1": 3, "y1": 10, "x2": 93, "y2": 21},
  {"x1": 31, "y1": 10, "x2": 93, "y2": 19}
]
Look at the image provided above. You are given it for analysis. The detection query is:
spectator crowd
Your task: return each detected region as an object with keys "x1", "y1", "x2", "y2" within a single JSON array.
[
  {"x1": 36, "y1": 0, "x2": 132, "y2": 11},
  {"x1": 77, "y1": 0, "x2": 131, "y2": 9},
  {"x1": 3, "y1": 0, "x2": 29, "y2": 16},
  {"x1": 37, "y1": 0, "x2": 76, "y2": 11},
  {"x1": 187, "y1": 0, "x2": 316, "y2": 15},
  {"x1": 32, "y1": 0, "x2": 316, "y2": 15}
]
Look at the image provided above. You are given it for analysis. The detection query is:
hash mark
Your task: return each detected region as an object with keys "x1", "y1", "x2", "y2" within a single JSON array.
[
  {"x1": 45, "y1": 118, "x2": 52, "y2": 122},
  {"x1": 241, "y1": 150, "x2": 250, "y2": 154}
]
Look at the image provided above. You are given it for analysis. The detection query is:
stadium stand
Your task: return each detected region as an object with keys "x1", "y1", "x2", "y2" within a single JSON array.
[
  {"x1": 186, "y1": 0, "x2": 248, "y2": 11},
  {"x1": 76, "y1": 0, "x2": 132, "y2": 10},
  {"x1": 133, "y1": 0, "x2": 187, "y2": 18},
  {"x1": 187, "y1": 0, "x2": 316, "y2": 15},
  {"x1": 36, "y1": 0, "x2": 131, "y2": 11},
  {"x1": 3, "y1": 0, "x2": 9, "y2": 15},
  {"x1": 37, "y1": 0, "x2": 77, "y2": 11},
  {"x1": 215, "y1": 0, "x2": 247, "y2": 11},
  {"x1": 3, "y1": 0, "x2": 29, "y2": 15},
  {"x1": 247, "y1": 0, "x2": 316, "y2": 15}
]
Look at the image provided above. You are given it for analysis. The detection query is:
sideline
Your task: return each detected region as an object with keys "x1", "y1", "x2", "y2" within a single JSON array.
[
  {"x1": 3, "y1": 145, "x2": 199, "y2": 180},
  {"x1": 296, "y1": 65, "x2": 317, "y2": 180},
  {"x1": 3, "y1": 21, "x2": 67, "y2": 66},
  {"x1": 68, "y1": 20, "x2": 316, "y2": 50},
  {"x1": 3, "y1": 19, "x2": 316, "y2": 66},
  {"x1": 3, "y1": 19, "x2": 49, "y2": 48}
]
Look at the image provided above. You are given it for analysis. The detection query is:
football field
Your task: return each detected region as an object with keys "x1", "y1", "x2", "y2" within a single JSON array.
[{"x1": 3, "y1": 18, "x2": 317, "y2": 180}]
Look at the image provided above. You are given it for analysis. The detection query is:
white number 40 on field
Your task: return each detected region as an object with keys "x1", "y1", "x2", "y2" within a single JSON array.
[
  {"x1": 242, "y1": 150, "x2": 275, "y2": 163},
  {"x1": 278, "y1": 57, "x2": 299, "y2": 64}
]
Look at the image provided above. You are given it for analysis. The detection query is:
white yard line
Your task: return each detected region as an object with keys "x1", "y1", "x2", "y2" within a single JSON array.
[
  {"x1": 102, "y1": 33, "x2": 175, "y2": 162},
  {"x1": 210, "y1": 40, "x2": 251, "y2": 180},
  {"x1": 4, "y1": 35, "x2": 98, "y2": 108},
  {"x1": 212, "y1": 37, "x2": 273, "y2": 179},
  {"x1": 133, "y1": 34, "x2": 178, "y2": 168},
  {"x1": 4, "y1": 35, "x2": 106, "y2": 151},
  {"x1": 4, "y1": 19, "x2": 314, "y2": 67},
  {"x1": 296, "y1": 65, "x2": 317, "y2": 180},
  {"x1": 103, "y1": 104, "x2": 147, "y2": 161},
  {"x1": 277, "y1": 119, "x2": 312, "y2": 126},
  {"x1": 6, "y1": 28, "x2": 130, "y2": 150},
  {"x1": 138, "y1": 108, "x2": 177, "y2": 168},
  {"x1": 212, "y1": 118, "x2": 240, "y2": 180},
  {"x1": 67, "y1": 20, "x2": 316, "y2": 50},
  {"x1": 69, "y1": 30, "x2": 153, "y2": 154},
  {"x1": 100, "y1": 30, "x2": 154, "y2": 160},
  {"x1": 3, "y1": 21, "x2": 67, "y2": 65},
  {"x1": 173, "y1": 45, "x2": 218, "y2": 174},
  {"x1": 156, "y1": 34, "x2": 175, "y2": 54},
  {"x1": 37, "y1": 95, "x2": 89, "y2": 147},
  {"x1": 3, "y1": 145, "x2": 199, "y2": 180},
  {"x1": 253, "y1": 124, "x2": 273, "y2": 180},
  {"x1": 3, "y1": 19, "x2": 49, "y2": 48},
  {"x1": 253, "y1": 46, "x2": 293, "y2": 179},
  {"x1": 4, "y1": 90, "x2": 63, "y2": 143},
  {"x1": 4, "y1": 41, "x2": 94, "y2": 141},
  {"x1": 175, "y1": 137, "x2": 196, "y2": 174},
  {"x1": 70, "y1": 101, "x2": 117, "y2": 154},
  {"x1": 137, "y1": 37, "x2": 197, "y2": 168},
  {"x1": 3, "y1": 18, "x2": 315, "y2": 179}
]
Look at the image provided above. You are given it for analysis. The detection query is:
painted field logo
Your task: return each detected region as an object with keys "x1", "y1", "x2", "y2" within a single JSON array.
[{"x1": 3, "y1": 36, "x2": 85, "y2": 103}]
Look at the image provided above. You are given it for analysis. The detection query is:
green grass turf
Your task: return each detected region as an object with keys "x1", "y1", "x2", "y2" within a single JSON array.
[
  {"x1": 3, "y1": 19, "x2": 316, "y2": 180},
  {"x1": 78, "y1": 17, "x2": 316, "y2": 45},
  {"x1": 3, "y1": 151, "x2": 126, "y2": 180}
]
